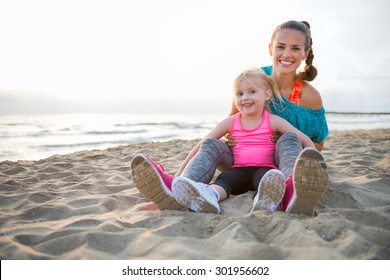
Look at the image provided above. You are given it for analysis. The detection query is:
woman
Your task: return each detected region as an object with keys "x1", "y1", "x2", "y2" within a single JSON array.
[{"x1": 131, "y1": 20, "x2": 329, "y2": 216}]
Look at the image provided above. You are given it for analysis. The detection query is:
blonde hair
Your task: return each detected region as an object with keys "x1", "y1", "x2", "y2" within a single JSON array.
[{"x1": 230, "y1": 68, "x2": 281, "y2": 115}]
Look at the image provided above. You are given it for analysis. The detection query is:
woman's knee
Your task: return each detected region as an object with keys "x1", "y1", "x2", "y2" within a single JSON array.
[
  {"x1": 277, "y1": 132, "x2": 300, "y2": 145},
  {"x1": 202, "y1": 137, "x2": 220, "y2": 146},
  {"x1": 201, "y1": 137, "x2": 229, "y2": 153},
  {"x1": 275, "y1": 132, "x2": 302, "y2": 171},
  {"x1": 276, "y1": 132, "x2": 301, "y2": 150}
]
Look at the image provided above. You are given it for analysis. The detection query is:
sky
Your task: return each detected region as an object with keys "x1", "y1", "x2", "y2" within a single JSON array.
[{"x1": 0, "y1": 0, "x2": 389, "y2": 115}]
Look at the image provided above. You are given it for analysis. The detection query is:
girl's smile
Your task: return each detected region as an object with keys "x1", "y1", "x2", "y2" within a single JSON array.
[{"x1": 234, "y1": 80, "x2": 270, "y2": 117}]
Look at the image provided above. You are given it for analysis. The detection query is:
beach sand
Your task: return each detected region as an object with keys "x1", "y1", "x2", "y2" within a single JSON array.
[{"x1": 0, "y1": 129, "x2": 389, "y2": 260}]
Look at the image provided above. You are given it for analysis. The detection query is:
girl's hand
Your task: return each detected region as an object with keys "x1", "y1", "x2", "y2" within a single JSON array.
[
  {"x1": 271, "y1": 131, "x2": 281, "y2": 143},
  {"x1": 224, "y1": 133, "x2": 237, "y2": 148}
]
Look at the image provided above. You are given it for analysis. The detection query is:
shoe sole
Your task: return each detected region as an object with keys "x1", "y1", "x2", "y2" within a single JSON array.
[
  {"x1": 252, "y1": 169, "x2": 285, "y2": 212},
  {"x1": 130, "y1": 155, "x2": 184, "y2": 211},
  {"x1": 173, "y1": 178, "x2": 219, "y2": 214},
  {"x1": 287, "y1": 148, "x2": 328, "y2": 216}
]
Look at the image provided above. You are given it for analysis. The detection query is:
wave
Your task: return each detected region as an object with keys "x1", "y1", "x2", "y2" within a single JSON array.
[
  {"x1": 34, "y1": 134, "x2": 180, "y2": 150},
  {"x1": 114, "y1": 121, "x2": 209, "y2": 129},
  {"x1": 85, "y1": 129, "x2": 147, "y2": 135},
  {"x1": 1, "y1": 112, "x2": 389, "y2": 161}
]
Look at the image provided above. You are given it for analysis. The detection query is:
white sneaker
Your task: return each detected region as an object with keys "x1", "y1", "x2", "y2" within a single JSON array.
[
  {"x1": 251, "y1": 169, "x2": 285, "y2": 212},
  {"x1": 172, "y1": 177, "x2": 220, "y2": 214}
]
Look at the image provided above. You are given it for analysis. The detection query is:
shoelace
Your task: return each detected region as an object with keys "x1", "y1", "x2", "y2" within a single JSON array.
[
  {"x1": 145, "y1": 155, "x2": 166, "y2": 172},
  {"x1": 155, "y1": 162, "x2": 165, "y2": 172}
]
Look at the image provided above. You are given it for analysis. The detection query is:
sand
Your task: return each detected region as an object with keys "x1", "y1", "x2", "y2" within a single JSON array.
[{"x1": 0, "y1": 129, "x2": 389, "y2": 260}]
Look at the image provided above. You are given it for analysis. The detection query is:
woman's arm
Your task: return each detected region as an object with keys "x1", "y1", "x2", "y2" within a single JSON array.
[
  {"x1": 301, "y1": 86, "x2": 327, "y2": 151},
  {"x1": 300, "y1": 82, "x2": 323, "y2": 110},
  {"x1": 285, "y1": 82, "x2": 327, "y2": 151},
  {"x1": 175, "y1": 116, "x2": 233, "y2": 176}
]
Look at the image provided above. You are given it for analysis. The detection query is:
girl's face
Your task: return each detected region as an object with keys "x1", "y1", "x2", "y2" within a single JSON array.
[
  {"x1": 269, "y1": 28, "x2": 308, "y2": 75},
  {"x1": 234, "y1": 79, "x2": 271, "y2": 117}
]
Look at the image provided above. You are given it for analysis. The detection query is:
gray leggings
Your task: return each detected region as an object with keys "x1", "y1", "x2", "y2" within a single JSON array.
[{"x1": 182, "y1": 132, "x2": 302, "y2": 182}]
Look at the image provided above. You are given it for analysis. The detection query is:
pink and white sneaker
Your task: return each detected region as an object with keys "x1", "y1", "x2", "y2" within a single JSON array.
[
  {"x1": 130, "y1": 154, "x2": 184, "y2": 210},
  {"x1": 282, "y1": 147, "x2": 328, "y2": 216}
]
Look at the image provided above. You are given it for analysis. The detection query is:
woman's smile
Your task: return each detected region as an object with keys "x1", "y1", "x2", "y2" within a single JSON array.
[{"x1": 279, "y1": 60, "x2": 294, "y2": 65}]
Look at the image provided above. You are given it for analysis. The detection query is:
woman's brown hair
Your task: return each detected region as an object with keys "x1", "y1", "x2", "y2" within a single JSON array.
[{"x1": 270, "y1": 20, "x2": 317, "y2": 82}]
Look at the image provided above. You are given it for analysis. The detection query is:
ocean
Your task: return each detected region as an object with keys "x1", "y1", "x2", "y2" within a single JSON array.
[{"x1": 1, "y1": 112, "x2": 389, "y2": 162}]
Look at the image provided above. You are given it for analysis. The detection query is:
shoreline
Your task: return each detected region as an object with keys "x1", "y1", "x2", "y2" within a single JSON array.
[
  {"x1": 2, "y1": 128, "x2": 390, "y2": 164},
  {"x1": 0, "y1": 129, "x2": 389, "y2": 259}
]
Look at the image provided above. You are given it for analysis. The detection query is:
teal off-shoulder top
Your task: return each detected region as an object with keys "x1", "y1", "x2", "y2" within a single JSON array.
[{"x1": 261, "y1": 66, "x2": 329, "y2": 142}]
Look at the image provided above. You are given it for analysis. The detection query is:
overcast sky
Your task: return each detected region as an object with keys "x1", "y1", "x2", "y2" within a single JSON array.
[{"x1": 0, "y1": 0, "x2": 389, "y2": 114}]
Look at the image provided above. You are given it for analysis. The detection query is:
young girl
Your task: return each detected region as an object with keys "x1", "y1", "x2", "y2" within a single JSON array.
[{"x1": 171, "y1": 68, "x2": 316, "y2": 214}]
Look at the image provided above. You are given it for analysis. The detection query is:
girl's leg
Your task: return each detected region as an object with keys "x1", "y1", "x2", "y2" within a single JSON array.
[
  {"x1": 182, "y1": 137, "x2": 234, "y2": 183},
  {"x1": 130, "y1": 138, "x2": 232, "y2": 211},
  {"x1": 212, "y1": 167, "x2": 252, "y2": 197},
  {"x1": 252, "y1": 167, "x2": 274, "y2": 195},
  {"x1": 172, "y1": 167, "x2": 248, "y2": 214}
]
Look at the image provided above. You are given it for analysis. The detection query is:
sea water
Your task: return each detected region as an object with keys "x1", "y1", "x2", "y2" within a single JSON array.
[{"x1": 0, "y1": 113, "x2": 389, "y2": 162}]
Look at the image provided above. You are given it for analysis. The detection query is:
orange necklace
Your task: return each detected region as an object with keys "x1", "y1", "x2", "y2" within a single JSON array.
[{"x1": 288, "y1": 79, "x2": 302, "y2": 106}]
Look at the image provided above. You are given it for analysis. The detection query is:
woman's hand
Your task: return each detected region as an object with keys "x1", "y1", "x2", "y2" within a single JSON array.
[
  {"x1": 224, "y1": 133, "x2": 237, "y2": 149},
  {"x1": 271, "y1": 131, "x2": 281, "y2": 143},
  {"x1": 313, "y1": 140, "x2": 324, "y2": 152}
]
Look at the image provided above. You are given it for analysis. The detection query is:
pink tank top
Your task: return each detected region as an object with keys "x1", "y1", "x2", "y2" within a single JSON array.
[{"x1": 230, "y1": 111, "x2": 277, "y2": 168}]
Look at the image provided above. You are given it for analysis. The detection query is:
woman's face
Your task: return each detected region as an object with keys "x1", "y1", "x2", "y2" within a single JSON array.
[{"x1": 269, "y1": 28, "x2": 308, "y2": 75}]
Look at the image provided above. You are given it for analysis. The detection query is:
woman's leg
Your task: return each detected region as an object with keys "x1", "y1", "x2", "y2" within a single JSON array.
[
  {"x1": 275, "y1": 133, "x2": 329, "y2": 216},
  {"x1": 182, "y1": 137, "x2": 234, "y2": 183},
  {"x1": 131, "y1": 154, "x2": 184, "y2": 210},
  {"x1": 283, "y1": 147, "x2": 328, "y2": 216},
  {"x1": 275, "y1": 132, "x2": 302, "y2": 179}
]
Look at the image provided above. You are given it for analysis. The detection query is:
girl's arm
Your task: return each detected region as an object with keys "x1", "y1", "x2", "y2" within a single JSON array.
[
  {"x1": 175, "y1": 116, "x2": 233, "y2": 176},
  {"x1": 270, "y1": 114, "x2": 315, "y2": 149}
]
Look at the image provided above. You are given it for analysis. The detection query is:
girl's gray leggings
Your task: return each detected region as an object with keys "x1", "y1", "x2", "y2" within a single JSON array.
[{"x1": 182, "y1": 132, "x2": 302, "y2": 182}]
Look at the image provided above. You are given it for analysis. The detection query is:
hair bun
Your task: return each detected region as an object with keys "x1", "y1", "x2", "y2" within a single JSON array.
[{"x1": 301, "y1": 21, "x2": 310, "y2": 29}]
